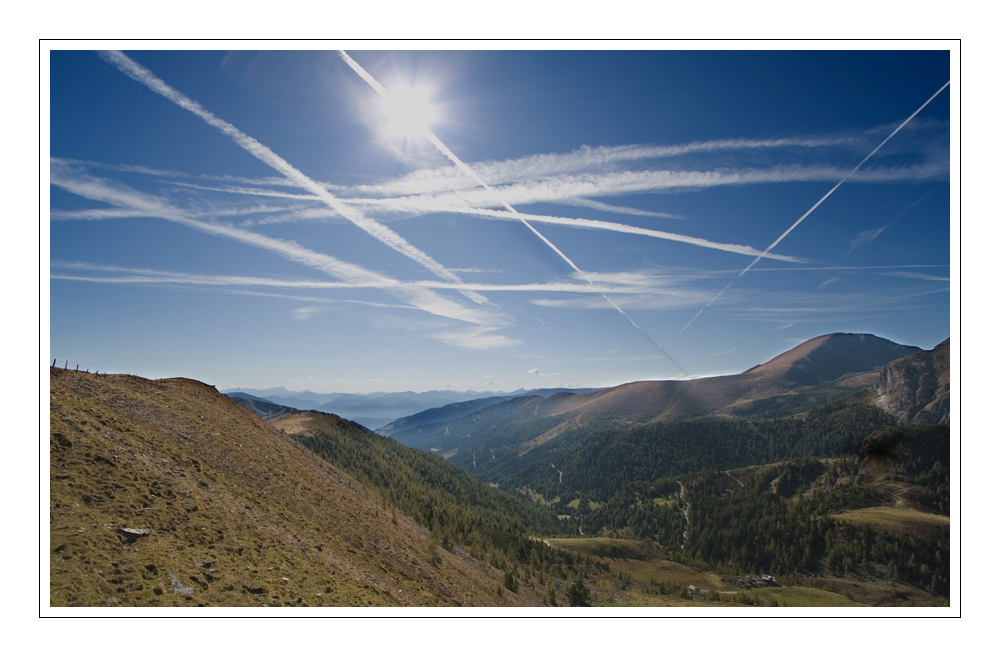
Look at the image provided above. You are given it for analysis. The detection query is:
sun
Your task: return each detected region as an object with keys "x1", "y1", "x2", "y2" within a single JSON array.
[{"x1": 382, "y1": 84, "x2": 438, "y2": 138}]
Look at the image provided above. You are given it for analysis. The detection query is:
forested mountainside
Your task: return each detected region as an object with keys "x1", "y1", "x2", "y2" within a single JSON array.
[{"x1": 384, "y1": 333, "x2": 951, "y2": 603}]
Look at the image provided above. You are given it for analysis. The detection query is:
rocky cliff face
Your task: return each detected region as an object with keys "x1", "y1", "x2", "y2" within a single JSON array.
[{"x1": 873, "y1": 339, "x2": 950, "y2": 425}]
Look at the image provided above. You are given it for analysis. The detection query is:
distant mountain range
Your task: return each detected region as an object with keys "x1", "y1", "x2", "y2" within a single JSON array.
[
  {"x1": 384, "y1": 333, "x2": 922, "y2": 451},
  {"x1": 222, "y1": 386, "x2": 604, "y2": 430}
]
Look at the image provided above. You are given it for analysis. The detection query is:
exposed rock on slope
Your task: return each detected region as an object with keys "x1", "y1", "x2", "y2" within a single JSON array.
[
  {"x1": 49, "y1": 368, "x2": 541, "y2": 607},
  {"x1": 874, "y1": 339, "x2": 950, "y2": 425}
]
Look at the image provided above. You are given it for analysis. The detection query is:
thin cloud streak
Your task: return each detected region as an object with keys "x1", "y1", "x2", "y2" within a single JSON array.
[
  {"x1": 427, "y1": 206, "x2": 807, "y2": 263},
  {"x1": 97, "y1": 50, "x2": 491, "y2": 308},
  {"x1": 51, "y1": 262, "x2": 683, "y2": 296},
  {"x1": 879, "y1": 271, "x2": 950, "y2": 282},
  {"x1": 560, "y1": 198, "x2": 684, "y2": 219},
  {"x1": 50, "y1": 270, "x2": 671, "y2": 296},
  {"x1": 167, "y1": 181, "x2": 323, "y2": 200},
  {"x1": 673, "y1": 80, "x2": 951, "y2": 340},
  {"x1": 190, "y1": 287, "x2": 417, "y2": 311}
]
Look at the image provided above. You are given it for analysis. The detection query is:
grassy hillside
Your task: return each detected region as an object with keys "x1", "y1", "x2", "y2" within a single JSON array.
[{"x1": 49, "y1": 368, "x2": 549, "y2": 607}]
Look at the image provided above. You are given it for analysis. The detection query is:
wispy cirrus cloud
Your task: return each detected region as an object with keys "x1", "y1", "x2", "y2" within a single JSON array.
[
  {"x1": 848, "y1": 224, "x2": 891, "y2": 254},
  {"x1": 428, "y1": 326, "x2": 521, "y2": 350},
  {"x1": 290, "y1": 306, "x2": 323, "y2": 320}
]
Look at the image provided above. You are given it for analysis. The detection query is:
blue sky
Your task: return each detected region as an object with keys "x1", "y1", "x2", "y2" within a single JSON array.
[{"x1": 48, "y1": 47, "x2": 952, "y2": 394}]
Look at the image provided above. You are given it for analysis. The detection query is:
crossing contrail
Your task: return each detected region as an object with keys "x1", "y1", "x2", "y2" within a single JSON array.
[
  {"x1": 673, "y1": 80, "x2": 950, "y2": 341},
  {"x1": 339, "y1": 50, "x2": 686, "y2": 375},
  {"x1": 98, "y1": 50, "x2": 492, "y2": 308}
]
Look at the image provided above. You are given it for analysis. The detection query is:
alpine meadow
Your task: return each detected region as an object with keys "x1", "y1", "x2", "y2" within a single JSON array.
[{"x1": 48, "y1": 46, "x2": 955, "y2": 613}]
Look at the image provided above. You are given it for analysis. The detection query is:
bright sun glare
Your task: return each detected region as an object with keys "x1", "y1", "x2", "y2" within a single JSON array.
[{"x1": 382, "y1": 85, "x2": 437, "y2": 138}]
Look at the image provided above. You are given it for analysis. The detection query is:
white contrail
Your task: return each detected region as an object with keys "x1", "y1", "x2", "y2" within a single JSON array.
[
  {"x1": 97, "y1": 50, "x2": 491, "y2": 308},
  {"x1": 403, "y1": 204, "x2": 807, "y2": 263},
  {"x1": 561, "y1": 198, "x2": 683, "y2": 219},
  {"x1": 339, "y1": 50, "x2": 686, "y2": 374},
  {"x1": 673, "y1": 80, "x2": 951, "y2": 340}
]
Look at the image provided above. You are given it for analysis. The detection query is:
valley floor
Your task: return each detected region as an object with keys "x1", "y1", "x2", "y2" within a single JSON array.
[{"x1": 546, "y1": 537, "x2": 949, "y2": 607}]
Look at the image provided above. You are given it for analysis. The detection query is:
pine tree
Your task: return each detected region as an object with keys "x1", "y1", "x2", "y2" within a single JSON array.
[{"x1": 568, "y1": 577, "x2": 590, "y2": 606}]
